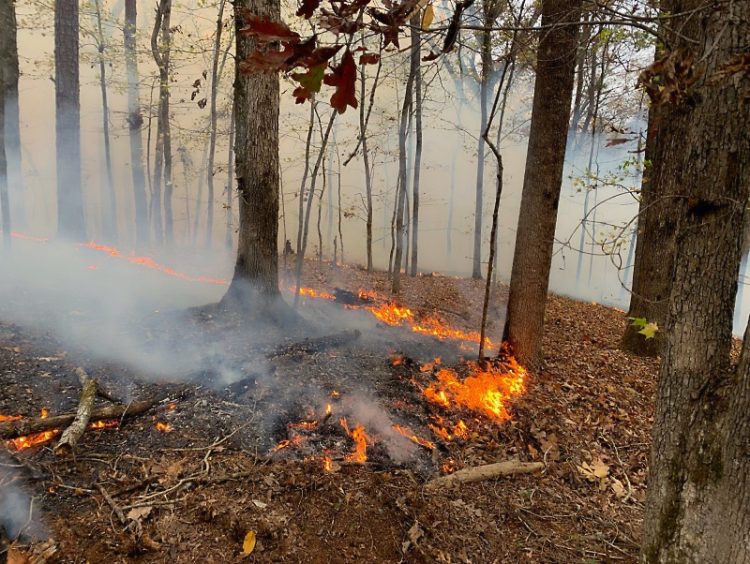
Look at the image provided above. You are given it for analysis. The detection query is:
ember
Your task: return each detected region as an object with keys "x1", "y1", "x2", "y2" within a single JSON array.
[
  {"x1": 89, "y1": 419, "x2": 118, "y2": 430},
  {"x1": 322, "y1": 456, "x2": 333, "y2": 472},
  {"x1": 154, "y1": 421, "x2": 173, "y2": 433},
  {"x1": 339, "y1": 418, "x2": 369, "y2": 464},
  {"x1": 423, "y1": 358, "x2": 526, "y2": 422},
  {"x1": 5, "y1": 408, "x2": 59, "y2": 451}
]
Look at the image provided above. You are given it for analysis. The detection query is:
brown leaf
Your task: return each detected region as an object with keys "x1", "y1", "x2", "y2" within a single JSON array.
[{"x1": 324, "y1": 50, "x2": 358, "y2": 113}]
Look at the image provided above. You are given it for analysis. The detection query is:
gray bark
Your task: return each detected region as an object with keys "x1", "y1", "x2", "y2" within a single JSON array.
[{"x1": 0, "y1": 0, "x2": 22, "y2": 229}]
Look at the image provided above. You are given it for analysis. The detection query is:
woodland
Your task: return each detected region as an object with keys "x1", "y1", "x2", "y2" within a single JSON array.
[{"x1": 0, "y1": 0, "x2": 748, "y2": 562}]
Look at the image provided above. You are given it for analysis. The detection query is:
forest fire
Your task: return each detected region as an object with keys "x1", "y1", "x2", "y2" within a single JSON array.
[
  {"x1": 296, "y1": 287, "x2": 335, "y2": 300},
  {"x1": 339, "y1": 418, "x2": 369, "y2": 464},
  {"x1": 423, "y1": 358, "x2": 527, "y2": 422},
  {"x1": 4, "y1": 408, "x2": 59, "y2": 451}
]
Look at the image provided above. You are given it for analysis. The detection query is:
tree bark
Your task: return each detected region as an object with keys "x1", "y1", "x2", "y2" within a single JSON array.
[
  {"x1": 0, "y1": 60, "x2": 8, "y2": 249},
  {"x1": 640, "y1": 0, "x2": 750, "y2": 561},
  {"x1": 0, "y1": 0, "x2": 22, "y2": 230},
  {"x1": 124, "y1": 0, "x2": 149, "y2": 248},
  {"x1": 502, "y1": 0, "x2": 581, "y2": 367},
  {"x1": 223, "y1": 0, "x2": 282, "y2": 303},
  {"x1": 225, "y1": 103, "x2": 235, "y2": 250},
  {"x1": 55, "y1": 0, "x2": 85, "y2": 240}
]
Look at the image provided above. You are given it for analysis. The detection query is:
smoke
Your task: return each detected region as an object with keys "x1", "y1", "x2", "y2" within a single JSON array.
[{"x1": 0, "y1": 454, "x2": 45, "y2": 543}]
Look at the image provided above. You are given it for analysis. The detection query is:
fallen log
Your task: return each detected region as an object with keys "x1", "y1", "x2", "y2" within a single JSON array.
[
  {"x1": 268, "y1": 329, "x2": 361, "y2": 357},
  {"x1": 54, "y1": 370, "x2": 98, "y2": 455},
  {"x1": 0, "y1": 399, "x2": 158, "y2": 440},
  {"x1": 424, "y1": 460, "x2": 544, "y2": 491}
]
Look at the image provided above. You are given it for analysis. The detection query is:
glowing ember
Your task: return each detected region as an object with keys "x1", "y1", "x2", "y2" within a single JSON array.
[
  {"x1": 11, "y1": 231, "x2": 49, "y2": 242},
  {"x1": 271, "y1": 435, "x2": 305, "y2": 453},
  {"x1": 0, "y1": 415, "x2": 22, "y2": 422},
  {"x1": 429, "y1": 418, "x2": 469, "y2": 442},
  {"x1": 6, "y1": 408, "x2": 59, "y2": 451},
  {"x1": 89, "y1": 419, "x2": 118, "y2": 430},
  {"x1": 330, "y1": 390, "x2": 340, "y2": 398},
  {"x1": 325, "y1": 404, "x2": 332, "y2": 416},
  {"x1": 79, "y1": 241, "x2": 228, "y2": 285},
  {"x1": 420, "y1": 357, "x2": 441, "y2": 372},
  {"x1": 154, "y1": 421, "x2": 173, "y2": 433},
  {"x1": 423, "y1": 358, "x2": 527, "y2": 422},
  {"x1": 289, "y1": 421, "x2": 318, "y2": 431},
  {"x1": 392, "y1": 424, "x2": 435, "y2": 450},
  {"x1": 357, "y1": 289, "x2": 378, "y2": 301},
  {"x1": 166, "y1": 403, "x2": 177, "y2": 411},
  {"x1": 339, "y1": 418, "x2": 370, "y2": 464}
]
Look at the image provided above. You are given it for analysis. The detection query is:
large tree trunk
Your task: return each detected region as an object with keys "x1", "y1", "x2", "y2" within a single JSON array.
[
  {"x1": 640, "y1": 1, "x2": 750, "y2": 561},
  {"x1": 502, "y1": 0, "x2": 581, "y2": 367},
  {"x1": 206, "y1": 0, "x2": 228, "y2": 249},
  {"x1": 94, "y1": 0, "x2": 118, "y2": 243},
  {"x1": 124, "y1": 0, "x2": 149, "y2": 248},
  {"x1": 0, "y1": 0, "x2": 22, "y2": 229},
  {"x1": 55, "y1": 0, "x2": 85, "y2": 240},
  {"x1": 223, "y1": 0, "x2": 282, "y2": 302}
]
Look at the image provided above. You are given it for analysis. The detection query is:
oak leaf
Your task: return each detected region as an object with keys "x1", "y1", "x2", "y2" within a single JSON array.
[{"x1": 324, "y1": 50, "x2": 358, "y2": 113}]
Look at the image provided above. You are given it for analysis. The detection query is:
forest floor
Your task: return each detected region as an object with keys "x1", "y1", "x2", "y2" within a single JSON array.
[{"x1": 0, "y1": 260, "x2": 658, "y2": 563}]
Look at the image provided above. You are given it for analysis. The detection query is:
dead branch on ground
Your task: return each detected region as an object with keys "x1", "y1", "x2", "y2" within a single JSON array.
[{"x1": 424, "y1": 460, "x2": 544, "y2": 491}]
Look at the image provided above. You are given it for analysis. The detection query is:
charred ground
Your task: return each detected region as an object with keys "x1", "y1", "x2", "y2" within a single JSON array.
[{"x1": 1, "y1": 262, "x2": 656, "y2": 563}]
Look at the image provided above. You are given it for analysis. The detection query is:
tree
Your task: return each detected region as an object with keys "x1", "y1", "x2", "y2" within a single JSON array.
[
  {"x1": 151, "y1": 0, "x2": 174, "y2": 245},
  {"x1": 409, "y1": 16, "x2": 423, "y2": 277},
  {"x1": 222, "y1": 0, "x2": 283, "y2": 304},
  {"x1": 0, "y1": 0, "x2": 22, "y2": 230},
  {"x1": 124, "y1": 0, "x2": 149, "y2": 248},
  {"x1": 0, "y1": 62, "x2": 9, "y2": 248},
  {"x1": 502, "y1": 0, "x2": 582, "y2": 367},
  {"x1": 55, "y1": 0, "x2": 85, "y2": 240},
  {"x1": 639, "y1": 0, "x2": 750, "y2": 559},
  {"x1": 93, "y1": 0, "x2": 118, "y2": 243}
]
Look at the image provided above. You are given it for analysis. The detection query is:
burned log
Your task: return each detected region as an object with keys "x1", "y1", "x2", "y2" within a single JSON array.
[
  {"x1": 268, "y1": 329, "x2": 361, "y2": 357},
  {"x1": 54, "y1": 369, "x2": 98, "y2": 455},
  {"x1": 0, "y1": 399, "x2": 158, "y2": 440},
  {"x1": 424, "y1": 460, "x2": 544, "y2": 491}
]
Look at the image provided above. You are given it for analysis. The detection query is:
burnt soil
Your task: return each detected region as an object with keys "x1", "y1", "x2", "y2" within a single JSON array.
[{"x1": 1, "y1": 262, "x2": 657, "y2": 563}]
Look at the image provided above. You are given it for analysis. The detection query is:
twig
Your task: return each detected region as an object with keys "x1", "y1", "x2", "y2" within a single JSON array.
[{"x1": 97, "y1": 483, "x2": 127, "y2": 525}]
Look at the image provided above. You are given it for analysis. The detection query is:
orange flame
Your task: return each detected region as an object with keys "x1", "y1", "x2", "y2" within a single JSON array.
[
  {"x1": 325, "y1": 404, "x2": 332, "y2": 416},
  {"x1": 154, "y1": 421, "x2": 173, "y2": 433},
  {"x1": 79, "y1": 241, "x2": 228, "y2": 285},
  {"x1": 392, "y1": 424, "x2": 435, "y2": 450},
  {"x1": 423, "y1": 358, "x2": 526, "y2": 422},
  {"x1": 89, "y1": 419, "x2": 118, "y2": 430},
  {"x1": 323, "y1": 456, "x2": 333, "y2": 472},
  {"x1": 271, "y1": 434, "x2": 305, "y2": 453},
  {"x1": 296, "y1": 287, "x2": 336, "y2": 300},
  {"x1": 366, "y1": 303, "x2": 414, "y2": 326},
  {"x1": 5, "y1": 408, "x2": 59, "y2": 451},
  {"x1": 11, "y1": 232, "x2": 49, "y2": 242},
  {"x1": 340, "y1": 418, "x2": 369, "y2": 464},
  {"x1": 0, "y1": 414, "x2": 22, "y2": 422},
  {"x1": 289, "y1": 421, "x2": 318, "y2": 431}
]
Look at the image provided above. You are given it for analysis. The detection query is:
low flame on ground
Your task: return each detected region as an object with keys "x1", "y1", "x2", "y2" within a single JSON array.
[
  {"x1": 79, "y1": 241, "x2": 228, "y2": 285},
  {"x1": 423, "y1": 358, "x2": 527, "y2": 422},
  {"x1": 392, "y1": 424, "x2": 435, "y2": 450},
  {"x1": 296, "y1": 287, "x2": 335, "y2": 300},
  {"x1": 89, "y1": 419, "x2": 118, "y2": 430},
  {"x1": 289, "y1": 421, "x2": 318, "y2": 431},
  {"x1": 154, "y1": 421, "x2": 173, "y2": 433},
  {"x1": 4, "y1": 408, "x2": 59, "y2": 451},
  {"x1": 339, "y1": 417, "x2": 369, "y2": 464},
  {"x1": 429, "y1": 417, "x2": 469, "y2": 442},
  {"x1": 323, "y1": 456, "x2": 333, "y2": 472},
  {"x1": 271, "y1": 435, "x2": 306, "y2": 453}
]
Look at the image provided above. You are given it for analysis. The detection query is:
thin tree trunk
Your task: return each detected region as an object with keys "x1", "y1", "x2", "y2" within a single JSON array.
[
  {"x1": 641, "y1": 2, "x2": 750, "y2": 558},
  {"x1": 55, "y1": 0, "x2": 85, "y2": 240},
  {"x1": 409, "y1": 17, "x2": 422, "y2": 277},
  {"x1": 206, "y1": 0, "x2": 228, "y2": 248},
  {"x1": 360, "y1": 55, "x2": 374, "y2": 271},
  {"x1": 296, "y1": 103, "x2": 315, "y2": 256},
  {"x1": 150, "y1": 0, "x2": 170, "y2": 245},
  {"x1": 124, "y1": 0, "x2": 149, "y2": 248},
  {"x1": 193, "y1": 141, "x2": 208, "y2": 246},
  {"x1": 0, "y1": 62, "x2": 9, "y2": 249},
  {"x1": 225, "y1": 103, "x2": 235, "y2": 250},
  {"x1": 502, "y1": 0, "x2": 582, "y2": 367},
  {"x1": 0, "y1": 0, "x2": 23, "y2": 229},
  {"x1": 94, "y1": 0, "x2": 117, "y2": 243}
]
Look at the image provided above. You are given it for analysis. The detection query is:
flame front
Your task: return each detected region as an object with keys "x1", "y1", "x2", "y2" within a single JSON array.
[
  {"x1": 423, "y1": 358, "x2": 526, "y2": 422},
  {"x1": 392, "y1": 424, "x2": 435, "y2": 450},
  {"x1": 340, "y1": 418, "x2": 369, "y2": 464},
  {"x1": 296, "y1": 287, "x2": 336, "y2": 300},
  {"x1": 4, "y1": 408, "x2": 60, "y2": 451}
]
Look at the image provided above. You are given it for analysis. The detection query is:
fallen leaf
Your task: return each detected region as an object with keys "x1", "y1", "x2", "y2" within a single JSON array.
[
  {"x1": 127, "y1": 505, "x2": 153, "y2": 522},
  {"x1": 252, "y1": 499, "x2": 268, "y2": 509},
  {"x1": 611, "y1": 477, "x2": 627, "y2": 498},
  {"x1": 243, "y1": 530, "x2": 257, "y2": 556}
]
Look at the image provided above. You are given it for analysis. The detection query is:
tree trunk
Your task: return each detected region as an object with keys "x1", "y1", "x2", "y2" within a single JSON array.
[
  {"x1": 206, "y1": 0, "x2": 228, "y2": 249},
  {"x1": 360, "y1": 55, "x2": 373, "y2": 272},
  {"x1": 55, "y1": 0, "x2": 85, "y2": 240},
  {"x1": 225, "y1": 103, "x2": 235, "y2": 250},
  {"x1": 0, "y1": 61, "x2": 9, "y2": 248},
  {"x1": 502, "y1": 0, "x2": 581, "y2": 367},
  {"x1": 0, "y1": 0, "x2": 22, "y2": 229},
  {"x1": 640, "y1": 1, "x2": 750, "y2": 560},
  {"x1": 391, "y1": 43, "x2": 417, "y2": 295},
  {"x1": 223, "y1": 0, "x2": 282, "y2": 302},
  {"x1": 124, "y1": 0, "x2": 149, "y2": 248},
  {"x1": 409, "y1": 17, "x2": 422, "y2": 277},
  {"x1": 94, "y1": 0, "x2": 117, "y2": 243}
]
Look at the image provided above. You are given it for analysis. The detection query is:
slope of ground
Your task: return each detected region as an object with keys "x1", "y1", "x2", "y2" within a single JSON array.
[{"x1": 0, "y1": 262, "x2": 657, "y2": 563}]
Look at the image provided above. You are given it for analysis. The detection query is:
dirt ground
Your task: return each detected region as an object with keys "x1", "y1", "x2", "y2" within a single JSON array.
[{"x1": 0, "y1": 261, "x2": 657, "y2": 563}]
